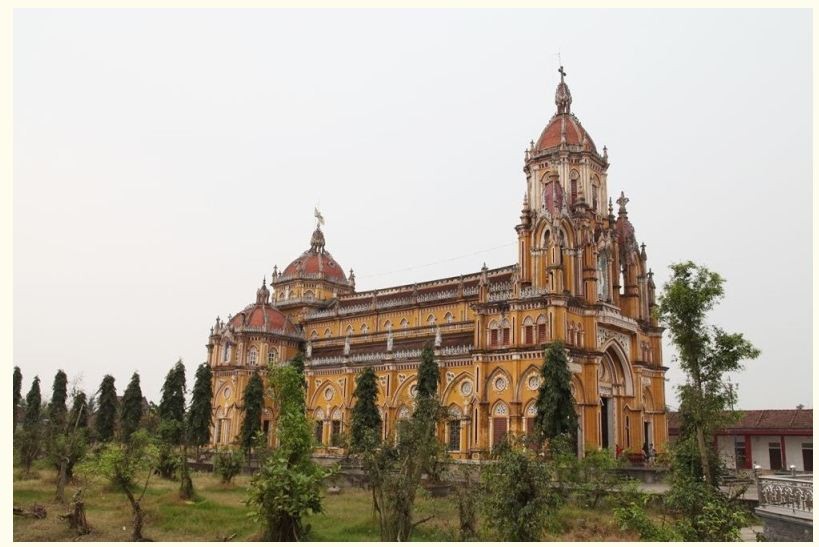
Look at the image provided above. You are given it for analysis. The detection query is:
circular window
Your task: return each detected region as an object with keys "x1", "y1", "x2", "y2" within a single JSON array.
[
  {"x1": 493, "y1": 376, "x2": 508, "y2": 392},
  {"x1": 528, "y1": 375, "x2": 541, "y2": 390},
  {"x1": 460, "y1": 381, "x2": 473, "y2": 396},
  {"x1": 324, "y1": 387, "x2": 334, "y2": 401},
  {"x1": 410, "y1": 384, "x2": 418, "y2": 397},
  {"x1": 223, "y1": 387, "x2": 232, "y2": 400}
]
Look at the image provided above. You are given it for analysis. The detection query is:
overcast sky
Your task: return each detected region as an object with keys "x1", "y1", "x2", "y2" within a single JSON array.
[{"x1": 14, "y1": 9, "x2": 812, "y2": 410}]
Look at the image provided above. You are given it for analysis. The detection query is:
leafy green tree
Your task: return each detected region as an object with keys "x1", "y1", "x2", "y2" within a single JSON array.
[
  {"x1": 365, "y1": 350, "x2": 445, "y2": 541},
  {"x1": 658, "y1": 262, "x2": 760, "y2": 486},
  {"x1": 13, "y1": 366, "x2": 23, "y2": 430},
  {"x1": 246, "y1": 364, "x2": 332, "y2": 541},
  {"x1": 533, "y1": 341, "x2": 577, "y2": 450},
  {"x1": 49, "y1": 370, "x2": 69, "y2": 429},
  {"x1": 480, "y1": 441, "x2": 560, "y2": 541},
  {"x1": 95, "y1": 375, "x2": 118, "y2": 443},
  {"x1": 187, "y1": 363, "x2": 213, "y2": 452},
  {"x1": 239, "y1": 372, "x2": 264, "y2": 455},
  {"x1": 16, "y1": 376, "x2": 43, "y2": 474},
  {"x1": 416, "y1": 345, "x2": 439, "y2": 399},
  {"x1": 77, "y1": 430, "x2": 159, "y2": 541},
  {"x1": 158, "y1": 361, "x2": 187, "y2": 445},
  {"x1": 349, "y1": 366, "x2": 381, "y2": 453},
  {"x1": 289, "y1": 352, "x2": 305, "y2": 377},
  {"x1": 120, "y1": 372, "x2": 143, "y2": 442}
]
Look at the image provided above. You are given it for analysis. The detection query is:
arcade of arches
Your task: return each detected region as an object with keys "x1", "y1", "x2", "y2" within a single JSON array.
[{"x1": 206, "y1": 68, "x2": 668, "y2": 459}]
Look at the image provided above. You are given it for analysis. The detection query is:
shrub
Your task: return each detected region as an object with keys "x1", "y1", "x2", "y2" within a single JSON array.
[{"x1": 213, "y1": 448, "x2": 243, "y2": 484}]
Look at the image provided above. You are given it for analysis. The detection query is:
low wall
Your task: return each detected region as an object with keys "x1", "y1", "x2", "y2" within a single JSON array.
[{"x1": 755, "y1": 506, "x2": 813, "y2": 542}]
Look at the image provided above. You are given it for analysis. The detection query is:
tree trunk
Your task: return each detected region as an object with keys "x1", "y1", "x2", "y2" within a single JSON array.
[
  {"x1": 696, "y1": 426, "x2": 712, "y2": 486},
  {"x1": 179, "y1": 444, "x2": 194, "y2": 500},
  {"x1": 124, "y1": 489, "x2": 144, "y2": 541},
  {"x1": 55, "y1": 458, "x2": 68, "y2": 504},
  {"x1": 60, "y1": 489, "x2": 90, "y2": 535}
]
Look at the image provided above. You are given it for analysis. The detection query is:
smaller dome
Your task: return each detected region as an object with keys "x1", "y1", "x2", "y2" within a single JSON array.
[
  {"x1": 229, "y1": 302, "x2": 299, "y2": 337},
  {"x1": 256, "y1": 278, "x2": 270, "y2": 304}
]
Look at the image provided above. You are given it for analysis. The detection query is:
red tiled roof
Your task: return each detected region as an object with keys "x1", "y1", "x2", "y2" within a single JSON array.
[
  {"x1": 668, "y1": 409, "x2": 813, "y2": 434},
  {"x1": 283, "y1": 250, "x2": 347, "y2": 284},
  {"x1": 535, "y1": 113, "x2": 597, "y2": 153},
  {"x1": 229, "y1": 304, "x2": 299, "y2": 336}
]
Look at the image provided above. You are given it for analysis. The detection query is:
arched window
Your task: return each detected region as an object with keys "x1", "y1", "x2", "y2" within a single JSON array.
[
  {"x1": 324, "y1": 328, "x2": 332, "y2": 339},
  {"x1": 488, "y1": 320, "x2": 499, "y2": 347},
  {"x1": 361, "y1": 323, "x2": 369, "y2": 334},
  {"x1": 570, "y1": 170, "x2": 579, "y2": 205},
  {"x1": 568, "y1": 323, "x2": 575, "y2": 346},
  {"x1": 267, "y1": 348, "x2": 278, "y2": 364},
  {"x1": 591, "y1": 176, "x2": 600, "y2": 213},
  {"x1": 303, "y1": 290, "x2": 315, "y2": 301},
  {"x1": 500, "y1": 319, "x2": 511, "y2": 346},
  {"x1": 383, "y1": 320, "x2": 392, "y2": 330},
  {"x1": 345, "y1": 325, "x2": 354, "y2": 336},
  {"x1": 427, "y1": 314, "x2": 436, "y2": 325},
  {"x1": 400, "y1": 318, "x2": 409, "y2": 329},
  {"x1": 222, "y1": 343, "x2": 231, "y2": 362},
  {"x1": 444, "y1": 312, "x2": 454, "y2": 323},
  {"x1": 523, "y1": 316, "x2": 534, "y2": 345},
  {"x1": 247, "y1": 346, "x2": 258, "y2": 366},
  {"x1": 537, "y1": 315, "x2": 548, "y2": 344},
  {"x1": 310, "y1": 330, "x2": 318, "y2": 340}
]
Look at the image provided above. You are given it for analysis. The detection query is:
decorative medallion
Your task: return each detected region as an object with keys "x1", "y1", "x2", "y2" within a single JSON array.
[
  {"x1": 528, "y1": 374, "x2": 541, "y2": 390},
  {"x1": 493, "y1": 376, "x2": 508, "y2": 392},
  {"x1": 223, "y1": 386, "x2": 232, "y2": 400},
  {"x1": 324, "y1": 387, "x2": 334, "y2": 401},
  {"x1": 398, "y1": 373, "x2": 406, "y2": 384},
  {"x1": 460, "y1": 380, "x2": 473, "y2": 396},
  {"x1": 446, "y1": 371, "x2": 455, "y2": 384}
]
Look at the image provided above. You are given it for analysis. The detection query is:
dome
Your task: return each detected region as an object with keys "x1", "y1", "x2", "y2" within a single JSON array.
[
  {"x1": 533, "y1": 66, "x2": 597, "y2": 154},
  {"x1": 281, "y1": 226, "x2": 348, "y2": 284},
  {"x1": 535, "y1": 114, "x2": 597, "y2": 153},
  {"x1": 229, "y1": 302, "x2": 300, "y2": 336}
]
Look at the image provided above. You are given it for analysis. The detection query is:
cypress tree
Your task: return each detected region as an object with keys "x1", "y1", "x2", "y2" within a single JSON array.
[
  {"x1": 416, "y1": 345, "x2": 439, "y2": 400},
  {"x1": 68, "y1": 391, "x2": 89, "y2": 429},
  {"x1": 349, "y1": 366, "x2": 381, "y2": 453},
  {"x1": 187, "y1": 363, "x2": 213, "y2": 450},
  {"x1": 239, "y1": 372, "x2": 264, "y2": 454},
  {"x1": 95, "y1": 375, "x2": 118, "y2": 443},
  {"x1": 24, "y1": 376, "x2": 42, "y2": 427},
  {"x1": 49, "y1": 369, "x2": 68, "y2": 430},
  {"x1": 533, "y1": 341, "x2": 578, "y2": 446},
  {"x1": 13, "y1": 366, "x2": 22, "y2": 430},
  {"x1": 158, "y1": 361, "x2": 187, "y2": 445},
  {"x1": 289, "y1": 352, "x2": 305, "y2": 376},
  {"x1": 121, "y1": 372, "x2": 144, "y2": 442}
]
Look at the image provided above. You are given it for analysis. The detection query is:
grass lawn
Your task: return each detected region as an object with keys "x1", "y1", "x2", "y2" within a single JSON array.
[{"x1": 13, "y1": 464, "x2": 638, "y2": 541}]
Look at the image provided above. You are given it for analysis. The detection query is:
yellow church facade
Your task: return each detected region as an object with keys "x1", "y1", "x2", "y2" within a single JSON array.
[{"x1": 205, "y1": 69, "x2": 668, "y2": 459}]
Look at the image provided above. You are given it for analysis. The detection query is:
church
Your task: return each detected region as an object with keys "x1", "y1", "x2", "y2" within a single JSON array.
[{"x1": 206, "y1": 68, "x2": 668, "y2": 459}]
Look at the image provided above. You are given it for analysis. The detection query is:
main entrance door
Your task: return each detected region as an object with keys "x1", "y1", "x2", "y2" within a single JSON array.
[
  {"x1": 768, "y1": 442, "x2": 783, "y2": 470},
  {"x1": 600, "y1": 398, "x2": 611, "y2": 449}
]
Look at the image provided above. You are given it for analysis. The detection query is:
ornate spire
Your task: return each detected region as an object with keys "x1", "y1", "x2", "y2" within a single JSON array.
[
  {"x1": 256, "y1": 277, "x2": 270, "y2": 304},
  {"x1": 309, "y1": 226, "x2": 325, "y2": 253},
  {"x1": 616, "y1": 191, "x2": 629, "y2": 216},
  {"x1": 640, "y1": 242, "x2": 647, "y2": 261},
  {"x1": 555, "y1": 65, "x2": 572, "y2": 114}
]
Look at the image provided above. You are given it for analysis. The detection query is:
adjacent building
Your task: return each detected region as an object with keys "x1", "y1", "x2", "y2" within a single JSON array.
[
  {"x1": 668, "y1": 409, "x2": 813, "y2": 472},
  {"x1": 206, "y1": 68, "x2": 669, "y2": 458}
]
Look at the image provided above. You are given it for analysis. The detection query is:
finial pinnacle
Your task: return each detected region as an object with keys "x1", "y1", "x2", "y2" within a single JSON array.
[{"x1": 616, "y1": 191, "x2": 629, "y2": 215}]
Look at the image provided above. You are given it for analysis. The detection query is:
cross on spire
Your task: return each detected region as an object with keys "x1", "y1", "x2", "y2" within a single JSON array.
[
  {"x1": 616, "y1": 191, "x2": 629, "y2": 215},
  {"x1": 558, "y1": 65, "x2": 566, "y2": 80}
]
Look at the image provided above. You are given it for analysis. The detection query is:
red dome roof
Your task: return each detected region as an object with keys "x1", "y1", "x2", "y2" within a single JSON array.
[
  {"x1": 282, "y1": 250, "x2": 347, "y2": 283},
  {"x1": 535, "y1": 113, "x2": 597, "y2": 153},
  {"x1": 281, "y1": 227, "x2": 348, "y2": 284},
  {"x1": 229, "y1": 303, "x2": 300, "y2": 336}
]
